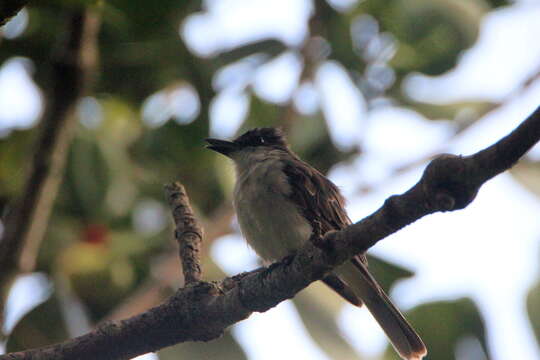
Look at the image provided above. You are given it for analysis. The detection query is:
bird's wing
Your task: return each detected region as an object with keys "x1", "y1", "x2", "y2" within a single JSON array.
[
  {"x1": 282, "y1": 159, "x2": 366, "y2": 305},
  {"x1": 282, "y1": 159, "x2": 367, "y2": 263},
  {"x1": 282, "y1": 159, "x2": 351, "y2": 234}
]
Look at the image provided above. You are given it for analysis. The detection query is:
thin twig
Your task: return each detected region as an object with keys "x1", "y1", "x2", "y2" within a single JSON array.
[
  {"x1": 104, "y1": 203, "x2": 233, "y2": 321},
  {"x1": 164, "y1": 182, "x2": 204, "y2": 285}
]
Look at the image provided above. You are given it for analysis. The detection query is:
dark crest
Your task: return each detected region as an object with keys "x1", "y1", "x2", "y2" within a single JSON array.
[{"x1": 233, "y1": 127, "x2": 288, "y2": 148}]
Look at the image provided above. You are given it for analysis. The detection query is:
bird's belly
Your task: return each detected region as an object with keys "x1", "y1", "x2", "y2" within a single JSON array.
[{"x1": 234, "y1": 175, "x2": 312, "y2": 262}]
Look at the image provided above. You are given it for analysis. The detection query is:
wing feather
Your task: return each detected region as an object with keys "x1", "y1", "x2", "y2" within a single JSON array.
[
  {"x1": 283, "y1": 159, "x2": 366, "y2": 305},
  {"x1": 283, "y1": 159, "x2": 350, "y2": 233}
]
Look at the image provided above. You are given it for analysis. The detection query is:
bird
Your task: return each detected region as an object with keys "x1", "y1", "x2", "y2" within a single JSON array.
[{"x1": 205, "y1": 127, "x2": 427, "y2": 360}]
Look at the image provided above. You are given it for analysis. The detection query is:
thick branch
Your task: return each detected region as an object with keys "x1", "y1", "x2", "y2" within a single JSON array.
[
  {"x1": 0, "y1": 9, "x2": 100, "y2": 283},
  {"x1": 326, "y1": 105, "x2": 540, "y2": 257},
  {"x1": 472, "y1": 105, "x2": 540, "y2": 183},
  {"x1": 3, "y1": 106, "x2": 539, "y2": 360},
  {"x1": 164, "y1": 182, "x2": 204, "y2": 284}
]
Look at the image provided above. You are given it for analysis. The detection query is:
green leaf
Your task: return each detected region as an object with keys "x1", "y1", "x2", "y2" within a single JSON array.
[
  {"x1": 63, "y1": 135, "x2": 111, "y2": 219},
  {"x1": 366, "y1": 255, "x2": 414, "y2": 291},
  {"x1": 359, "y1": 0, "x2": 486, "y2": 76}
]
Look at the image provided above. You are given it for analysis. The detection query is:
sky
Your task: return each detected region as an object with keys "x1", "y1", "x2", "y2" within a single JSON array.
[{"x1": 2, "y1": 1, "x2": 540, "y2": 359}]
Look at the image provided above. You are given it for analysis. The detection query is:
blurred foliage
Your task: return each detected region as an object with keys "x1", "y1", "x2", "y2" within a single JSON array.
[
  {"x1": 0, "y1": 129, "x2": 35, "y2": 204},
  {"x1": 510, "y1": 160, "x2": 540, "y2": 199},
  {"x1": 528, "y1": 276, "x2": 540, "y2": 348},
  {"x1": 365, "y1": 255, "x2": 414, "y2": 291},
  {"x1": 0, "y1": 0, "x2": 538, "y2": 359},
  {"x1": 289, "y1": 112, "x2": 360, "y2": 173},
  {"x1": 293, "y1": 283, "x2": 363, "y2": 359},
  {"x1": 158, "y1": 331, "x2": 247, "y2": 360},
  {"x1": 6, "y1": 290, "x2": 68, "y2": 352}
]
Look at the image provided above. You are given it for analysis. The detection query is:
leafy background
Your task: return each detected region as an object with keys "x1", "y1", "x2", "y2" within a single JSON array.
[{"x1": 1, "y1": 0, "x2": 540, "y2": 359}]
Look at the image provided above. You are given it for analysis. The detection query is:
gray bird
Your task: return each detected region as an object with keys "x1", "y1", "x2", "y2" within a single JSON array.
[{"x1": 205, "y1": 127, "x2": 426, "y2": 360}]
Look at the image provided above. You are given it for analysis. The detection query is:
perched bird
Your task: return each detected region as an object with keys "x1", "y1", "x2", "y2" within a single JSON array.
[{"x1": 205, "y1": 127, "x2": 426, "y2": 360}]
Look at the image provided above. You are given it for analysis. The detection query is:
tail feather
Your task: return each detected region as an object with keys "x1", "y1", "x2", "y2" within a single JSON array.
[
  {"x1": 334, "y1": 260, "x2": 427, "y2": 360},
  {"x1": 322, "y1": 274, "x2": 363, "y2": 307}
]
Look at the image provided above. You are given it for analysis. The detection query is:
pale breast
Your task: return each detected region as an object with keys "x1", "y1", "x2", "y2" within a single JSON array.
[{"x1": 233, "y1": 157, "x2": 312, "y2": 262}]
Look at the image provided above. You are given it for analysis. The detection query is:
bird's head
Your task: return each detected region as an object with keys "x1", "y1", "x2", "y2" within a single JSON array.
[{"x1": 205, "y1": 127, "x2": 289, "y2": 159}]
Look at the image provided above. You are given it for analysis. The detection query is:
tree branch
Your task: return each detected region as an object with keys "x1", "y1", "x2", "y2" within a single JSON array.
[
  {"x1": 2, "y1": 106, "x2": 539, "y2": 360},
  {"x1": 0, "y1": 9, "x2": 99, "y2": 277},
  {"x1": 0, "y1": 8, "x2": 100, "y2": 330},
  {"x1": 164, "y1": 182, "x2": 204, "y2": 285}
]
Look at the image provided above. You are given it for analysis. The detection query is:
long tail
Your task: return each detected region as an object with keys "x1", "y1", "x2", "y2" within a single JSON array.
[{"x1": 334, "y1": 259, "x2": 427, "y2": 360}]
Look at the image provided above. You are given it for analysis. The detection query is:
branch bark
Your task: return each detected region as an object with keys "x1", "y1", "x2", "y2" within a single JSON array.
[
  {"x1": 2, "y1": 105, "x2": 539, "y2": 360},
  {"x1": 164, "y1": 182, "x2": 204, "y2": 285}
]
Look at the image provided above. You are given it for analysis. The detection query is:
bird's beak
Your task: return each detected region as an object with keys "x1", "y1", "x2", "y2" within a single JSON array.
[{"x1": 205, "y1": 138, "x2": 239, "y2": 157}]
